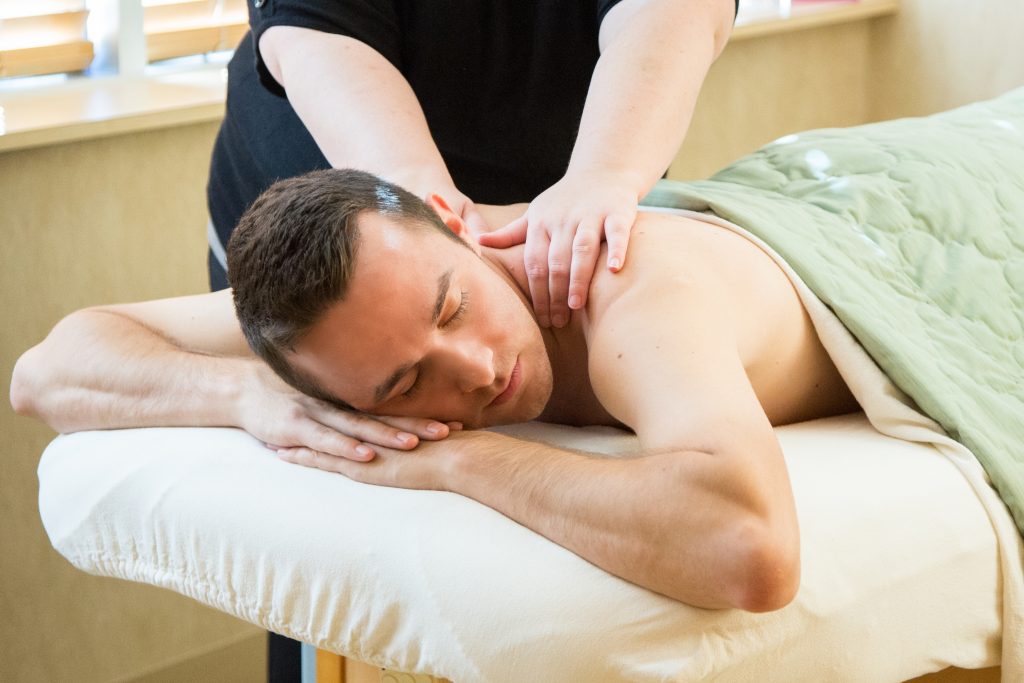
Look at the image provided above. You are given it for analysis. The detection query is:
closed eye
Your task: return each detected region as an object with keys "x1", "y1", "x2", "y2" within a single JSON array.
[
  {"x1": 398, "y1": 290, "x2": 468, "y2": 402},
  {"x1": 444, "y1": 289, "x2": 469, "y2": 328},
  {"x1": 401, "y1": 374, "x2": 421, "y2": 400}
]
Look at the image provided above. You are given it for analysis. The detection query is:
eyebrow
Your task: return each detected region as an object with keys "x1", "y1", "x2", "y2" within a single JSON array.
[{"x1": 371, "y1": 269, "x2": 453, "y2": 405}]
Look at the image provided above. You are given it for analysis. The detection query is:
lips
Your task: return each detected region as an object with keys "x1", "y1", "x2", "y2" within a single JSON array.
[{"x1": 488, "y1": 357, "x2": 522, "y2": 408}]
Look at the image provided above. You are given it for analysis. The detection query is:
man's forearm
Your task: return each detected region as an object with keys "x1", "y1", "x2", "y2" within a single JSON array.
[
  {"x1": 446, "y1": 431, "x2": 798, "y2": 611},
  {"x1": 569, "y1": 0, "x2": 734, "y2": 193},
  {"x1": 11, "y1": 309, "x2": 247, "y2": 433}
]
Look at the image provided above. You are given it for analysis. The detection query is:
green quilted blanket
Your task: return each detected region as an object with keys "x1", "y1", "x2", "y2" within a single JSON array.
[{"x1": 643, "y1": 87, "x2": 1024, "y2": 534}]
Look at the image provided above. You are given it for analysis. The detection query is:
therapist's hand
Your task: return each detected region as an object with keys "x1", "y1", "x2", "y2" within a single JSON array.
[
  {"x1": 477, "y1": 170, "x2": 639, "y2": 327},
  {"x1": 237, "y1": 362, "x2": 459, "y2": 463}
]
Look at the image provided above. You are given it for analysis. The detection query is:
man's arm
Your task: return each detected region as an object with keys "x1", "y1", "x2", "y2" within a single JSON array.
[
  {"x1": 10, "y1": 290, "x2": 451, "y2": 459},
  {"x1": 282, "y1": 233, "x2": 800, "y2": 611}
]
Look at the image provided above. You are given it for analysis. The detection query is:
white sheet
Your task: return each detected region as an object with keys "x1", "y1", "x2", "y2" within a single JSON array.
[
  {"x1": 36, "y1": 211, "x2": 1022, "y2": 682},
  {"x1": 38, "y1": 415, "x2": 1004, "y2": 682}
]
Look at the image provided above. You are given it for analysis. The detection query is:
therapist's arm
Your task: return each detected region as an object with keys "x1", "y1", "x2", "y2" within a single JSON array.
[
  {"x1": 480, "y1": 0, "x2": 735, "y2": 326},
  {"x1": 259, "y1": 27, "x2": 487, "y2": 232},
  {"x1": 9, "y1": 290, "x2": 451, "y2": 459}
]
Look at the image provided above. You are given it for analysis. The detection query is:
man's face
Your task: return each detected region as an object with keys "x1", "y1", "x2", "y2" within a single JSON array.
[{"x1": 290, "y1": 211, "x2": 554, "y2": 428}]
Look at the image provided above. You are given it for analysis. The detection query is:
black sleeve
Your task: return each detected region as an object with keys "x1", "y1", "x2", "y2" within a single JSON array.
[
  {"x1": 247, "y1": 0, "x2": 401, "y2": 97},
  {"x1": 597, "y1": 0, "x2": 740, "y2": 28}
]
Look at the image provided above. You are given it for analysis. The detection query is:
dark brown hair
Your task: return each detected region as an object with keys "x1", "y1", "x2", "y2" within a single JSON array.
[{"x1": 227, "y1": 168, "x2": 454, "y2": 406}]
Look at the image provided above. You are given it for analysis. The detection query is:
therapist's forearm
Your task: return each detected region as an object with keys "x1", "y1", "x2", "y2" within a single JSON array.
[
  {"x1": 569, "y1": 0, "x2": 734, "y2": 193},
  {"x1": 10, "y1": 310, "x2": 247, "y2": 433},
  {"x1": 260, "y1": 27, "x2": 453, "y2": 193}
]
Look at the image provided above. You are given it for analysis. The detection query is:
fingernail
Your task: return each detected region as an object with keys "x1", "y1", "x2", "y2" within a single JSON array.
[
  {"x1": 448, "y1": 422, "x2": 464, "y2": 431},
  {"x1": 426, "y1": 423, "x2": 445, "y2": 435},
  {"x1": 356, "y1": 445, "x2": 374, "y2": 459},
  {"x1": 397, "y1": 431, "x2": 417, "y2": 444},
  {"x1": 539, "y1": 316, "x2": 550, "y2": 328},
  {"x1": 568, "y1": 295, "x2": 582, "y2": 309},
  {"x1": 609, "y1": 257, "x2": 621, "y2": 271},
  {"x1": 551, "y1": 313, "x2": 566, "y2": 328}
]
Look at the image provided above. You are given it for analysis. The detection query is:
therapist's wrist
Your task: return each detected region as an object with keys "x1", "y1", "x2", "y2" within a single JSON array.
[
  {"x1": 381, "y1": 165, "x2": 455, "y2": 199},
  {"x1": 563, "y1": 162, "x2": 648, "y2": 198}
]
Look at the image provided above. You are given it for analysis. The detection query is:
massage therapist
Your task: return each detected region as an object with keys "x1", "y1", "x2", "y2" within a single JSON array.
[{"x1": 206, "y1": 0, "x2": 737, "y2": 321}]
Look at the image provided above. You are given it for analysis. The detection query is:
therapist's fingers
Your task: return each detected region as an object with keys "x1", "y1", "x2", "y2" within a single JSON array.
[
  {"x1": 477, "y1": 215, "x2": 528, "y2": 248},
  {"x1": 523, "y1": 225, "x2": 553, "y2": 327},
  {"x1": 546, "y1": 224, "x2": 576, "y2": 327},
  {"x1": 604, "y1": 208, "x2": 636, "y2": 272},
  {"x1": 568, "y1": 221, "x2": 601, "y2": 310}
]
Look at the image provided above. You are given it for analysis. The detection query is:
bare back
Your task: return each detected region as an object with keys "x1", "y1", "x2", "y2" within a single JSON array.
[{"x1": 538, "y1": 211, "x2": 859, "y2": 445}]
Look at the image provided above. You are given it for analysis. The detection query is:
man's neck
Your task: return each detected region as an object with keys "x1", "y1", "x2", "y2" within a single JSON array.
[{"x1": 480, "y1": 245, "x2": 619, "y2": 427}]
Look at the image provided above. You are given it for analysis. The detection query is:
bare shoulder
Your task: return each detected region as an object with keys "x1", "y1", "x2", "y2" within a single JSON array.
[
  {"x1": 585, "y1": 210, "x2": 793, "y2": 342},
  {"x1": 583, "y1": 210, "x2": 857, "y2": 432}
]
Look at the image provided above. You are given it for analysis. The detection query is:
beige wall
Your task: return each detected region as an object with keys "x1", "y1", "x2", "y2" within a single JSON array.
[
  {"x1": 0, "y1": 122, "x2": 265, "y2": 682},
  {"x1": 868, "y1": 0, "x2": 1024, "y2": 122},
  {"x1": 2, "y1": 2, "x2": 1023, "y2": 681},
  {"x1": 670, "y1": 0, "x2": 1024, "y2": 180}
]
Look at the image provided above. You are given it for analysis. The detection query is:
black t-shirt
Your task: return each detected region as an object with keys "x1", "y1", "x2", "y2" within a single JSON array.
[{"x1": 207, "y1": 0, "x2": 737, "y2": 248}]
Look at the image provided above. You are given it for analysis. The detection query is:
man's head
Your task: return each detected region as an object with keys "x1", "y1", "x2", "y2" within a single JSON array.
[{"x1": 228, "y1": 168, "x2": 553, "y2": 428}]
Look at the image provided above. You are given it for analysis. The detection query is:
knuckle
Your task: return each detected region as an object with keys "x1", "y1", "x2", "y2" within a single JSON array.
[
  {"x1": 571, "y1": 241, "x2": 594, "y2": 256},
  {"x1": 284, "y1": 404, "x2": 306, "y2": 422},
  {"x1": 525, "y1": 263, "x2": 548, "y2": 279},
  {"x1": 547, "y1": 260, "x2": 570, "y2": 276}
]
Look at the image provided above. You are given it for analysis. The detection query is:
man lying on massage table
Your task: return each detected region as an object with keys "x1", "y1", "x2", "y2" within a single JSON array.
[{"x1": 11, "y1": 168, "x2": 862, "y2": 613}]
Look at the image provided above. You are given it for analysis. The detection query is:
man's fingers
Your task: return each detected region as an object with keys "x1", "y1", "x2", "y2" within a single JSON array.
[
  {"x1": 310, "y1": 405, "x2": 422, "y2": 449},
  {"x1": 605, "y1": 209, "x2": 636, "y2": 271},
  {"x1": 375, "y1": 415, "x2": 453, "y2": 441},
  {"x1": 523, "y1": 226, "x2": 552, "y2": 327},
  {"x1": 477, "y1": 215, "x2": 528, "y2": 248},
  {"x1": 568, "y1": 223, "x2": 601, "y2": 310},
  {"x1": 277, "y1": 447, "x2": 354, "y2": 476},
  {"x1": 546, "y1": 224, "x2": 576, "y2": 327},
  {"x1": 294, "y1": 418, "x2": 378, "y2": 461}
]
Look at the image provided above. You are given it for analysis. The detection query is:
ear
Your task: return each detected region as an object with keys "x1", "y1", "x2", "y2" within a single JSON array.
[{"x1": 425, "y1": 194, "x2": 481, "y2": 255}]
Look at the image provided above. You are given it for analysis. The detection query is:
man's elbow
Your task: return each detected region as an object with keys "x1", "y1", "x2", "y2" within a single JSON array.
[
  {"x1": 10, "y1": 346, "x2": 45, "y2": 419},
  {"x1": 729, "y1": 520, "x2": 801, "y2": 613}
]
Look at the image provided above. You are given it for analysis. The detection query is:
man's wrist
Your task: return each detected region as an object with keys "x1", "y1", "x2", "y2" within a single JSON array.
[{"x1": 223, "y1": 357, "x2": 263, "y2": 430}]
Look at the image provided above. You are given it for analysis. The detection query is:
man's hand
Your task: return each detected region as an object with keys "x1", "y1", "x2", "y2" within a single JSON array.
[
  {"x1": 477, "y1": 170, "x2": 639, "y2": 328},
  {"x1": 273, "y1": 428, "x2": 479, "y2": 490},
  {"x1": 237, "y1": 361, "x2": 459, "y2": 462}
]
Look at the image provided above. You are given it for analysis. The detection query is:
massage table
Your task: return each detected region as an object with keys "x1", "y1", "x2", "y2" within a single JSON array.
[
  {"x1": 36, "y1": 89, "x2": 1024, "y2": 681},
  {"x1": 35, "y1": 218, "x2": 1020, "y2": 681}
]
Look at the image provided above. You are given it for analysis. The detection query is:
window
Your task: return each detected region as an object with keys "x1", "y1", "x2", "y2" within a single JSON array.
[
  {"x1": 143, "y1": 0, "x2": 246, "y2": 63},
  {"x1": 0, "y1": 0, "x2": 246, "y2": 81},
  {"x1": 0, "y1": 0, "x2": 93, "y2": 78}
]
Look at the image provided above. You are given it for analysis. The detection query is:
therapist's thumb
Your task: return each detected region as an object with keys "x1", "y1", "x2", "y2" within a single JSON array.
[{"x1": 477, "y1": 215, "x2": 528, "y2": 248}]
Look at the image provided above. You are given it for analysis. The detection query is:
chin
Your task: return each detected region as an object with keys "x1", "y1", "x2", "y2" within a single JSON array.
[{"x1": 498, "y1": 362, "x2": 553, "y2": 427}]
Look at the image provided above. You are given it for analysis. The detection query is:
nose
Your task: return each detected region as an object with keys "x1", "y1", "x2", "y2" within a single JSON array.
[{"x1": 444, "y1": 338, "x2": 496, "y2": 393}]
